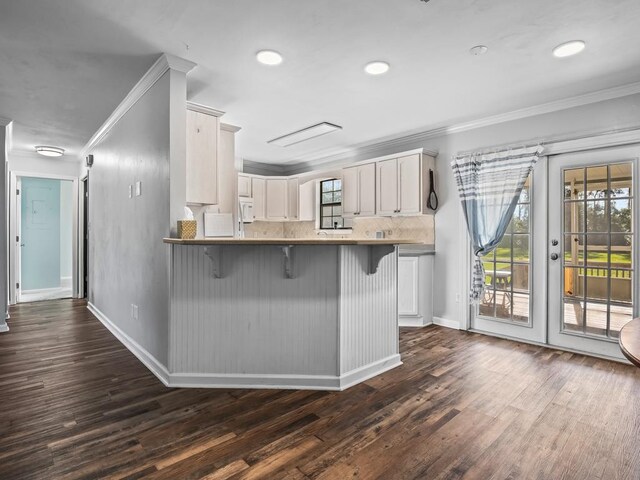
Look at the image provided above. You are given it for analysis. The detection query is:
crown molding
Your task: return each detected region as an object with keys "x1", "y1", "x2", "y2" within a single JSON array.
[
  {"x1": 273, "y1": 80, "x2": 640, "y2": 175},
  {"x1": 186, "y1": 101, "x2": 225, "y2": 118},
  {"x1": 163, "y1": 53, "x2": 197, "y2": 74},
  {"x1": 242, "y1": 159, "x2": 289, "y2": 176},
  {"x1": 81, "y1": 53, "x2": 197, "y2": 158},
  {"x1": 0, "y1": 116, "x2": 12, "y2": 127},
  {"x1": 220, "y1": 123, "x2": 242, "y2": 133}
]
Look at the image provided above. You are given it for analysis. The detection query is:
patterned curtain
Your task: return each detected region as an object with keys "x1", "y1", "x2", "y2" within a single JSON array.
[{"x1": 451, "y1": 146, "x2": 543, "y2": 303}]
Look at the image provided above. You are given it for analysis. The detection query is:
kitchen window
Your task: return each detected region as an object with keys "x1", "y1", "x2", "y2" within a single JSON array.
[{"x1": 320, "y1": 179, "x2": 346, "y2": 229}]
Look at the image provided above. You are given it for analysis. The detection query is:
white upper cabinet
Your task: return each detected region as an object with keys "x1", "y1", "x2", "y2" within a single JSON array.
[
  {"x1": 287, "y1": 178, "x2": 299, "y2": 220},
  {"x1": 298, "y1": 180, "x2": 316, "y2": 221},
  {"x1": 342, "y1": 166, "x2": 359, "y2": 217},
  {"x1": 238, "y1": 173, "x2": 252, "y2": 197},
  {"x1": 186, "y1": 109, "x2": 219, "y2": 204},
  {"x1": 266, "y1": 178, "x2": 288, "y2": 220},
  {"x1": 358, "y1": 163, "x2": 376, "y2": 216},
  {"x1": 376, "y1": 158, "x2": 398, "y2": 216},
  {"x1": 252, "y1": 177, "x2": 266, "y2": 220},
  {"x1": 376, "y1": 153, "x2": 423, "y2": 216},
  {"x1": 398, "y1": 154, "x2": 421, "y2": 215},
  {"x1": 342, "y1": 163, "x2": 375, "y2": 217}
]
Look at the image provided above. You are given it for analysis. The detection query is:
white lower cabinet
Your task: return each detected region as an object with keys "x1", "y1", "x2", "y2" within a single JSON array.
[{"x1": 398, "y1": 251, "x2": 433, "y2": 327}]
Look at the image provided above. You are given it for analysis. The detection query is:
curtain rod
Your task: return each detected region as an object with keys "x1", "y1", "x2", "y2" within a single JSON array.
[
  {"x1": 454, "y1": 143, "x2": 543, "y2": 160},
  {"x1": 452, "y1": 125, "x2": 640, "y2": 160}
]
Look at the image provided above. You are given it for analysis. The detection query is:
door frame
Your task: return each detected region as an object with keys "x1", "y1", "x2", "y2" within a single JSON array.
[{"x1": 9, "y1": 171, "x2": 80, "y2": 304}]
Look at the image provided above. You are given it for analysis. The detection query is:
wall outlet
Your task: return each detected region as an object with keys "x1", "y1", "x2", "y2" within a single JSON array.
[
  {"x1": 128, "y1": 185, "x2": 133, "y2": 198},
  {"x1": 135, "y1": 181, "x2": 142, "y2": 197},
  {"x1": 131, "y1": 304, "x2": 139, "y2": 321},
  {"x1": 455, "y1": 293, "x2": 461, "y2": 303}
]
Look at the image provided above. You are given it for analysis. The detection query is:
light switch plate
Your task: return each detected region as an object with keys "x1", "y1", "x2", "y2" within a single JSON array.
[
  {"x1": 128, "y1": 185, "x2": 132, "y2": 198},
  {"x1": 135, "y1": 181, "x2": 142, "y2": 197}
]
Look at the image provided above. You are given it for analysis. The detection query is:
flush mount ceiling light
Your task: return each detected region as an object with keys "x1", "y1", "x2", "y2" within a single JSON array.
[
  {"x1": 256, "y1": 50, "x2": 283, "y2": 65},
  {"x1": 35, "y1": 146, "x2": 65, "y2": 157},
  {"x1": 268, "y1": 122, "x2": 342, "y2": 147},
  {"x1": 364, "y1": 61, "x2": 390, "y2": 75},
  {"x1": 469, "y1": 45, "x2": 488, "y2": 56},
  {"x1": 553, "y1": 40, "x2": 586, "y2": 58}
]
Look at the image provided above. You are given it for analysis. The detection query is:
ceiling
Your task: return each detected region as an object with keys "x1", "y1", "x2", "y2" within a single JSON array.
[{"x1": 2, "y1": 0, "x2": 640, "y2": 165}]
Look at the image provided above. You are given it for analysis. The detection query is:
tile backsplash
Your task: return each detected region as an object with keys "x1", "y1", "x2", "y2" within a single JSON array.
[{"x1": 245, "y1": 215, "x2": 434, "y2": 244}]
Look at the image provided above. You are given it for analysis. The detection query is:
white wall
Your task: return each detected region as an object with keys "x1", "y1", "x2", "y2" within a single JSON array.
[
  {"x1": 427, "y1": 93, "x2": 640, "y2": 326},
  {"x1": 88, "y1": 70, "x2": 186, "y2": 366},
  {"x1": 9, "y1": 152, "x2": 82, "y2": 178}
]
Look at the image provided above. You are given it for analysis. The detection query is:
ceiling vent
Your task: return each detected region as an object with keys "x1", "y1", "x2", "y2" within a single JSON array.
[{"x1": 268, "y1": 122, "x2": 342, "y2": 147}]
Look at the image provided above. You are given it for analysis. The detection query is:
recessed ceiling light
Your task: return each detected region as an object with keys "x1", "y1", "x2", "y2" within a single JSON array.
[
  {"x1": 553, "y1": 40, "x2": 586, "y2": 58},
  {"x1": 35, "y1": 146, "x2": 65, "y2": 157},
  {"x1": 256, "y1": 50, "x2": 283, "y2": 66},
  {"x1": 268, "y1": 122, "x2": 342, "y2": 147},
  {"x1": 364, "y1": 61, "x2": 390, "y2": 75},
  {"x1": 469, "y1": 45, "x2": 488, "y2": 56}
]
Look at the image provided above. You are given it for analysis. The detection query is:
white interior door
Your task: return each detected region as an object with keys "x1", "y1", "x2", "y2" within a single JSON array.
[
  {"x1": 548, "y1": 145, "x2": 639, "y2": 359},
  {"x1": 15, "y1": 178, "x2": 22, "y2": 302},
  {"x1": 470, "y1": 156, "x2": 547, "y2": 343}
]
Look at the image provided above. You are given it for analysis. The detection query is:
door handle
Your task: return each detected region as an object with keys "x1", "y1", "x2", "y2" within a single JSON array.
[{"x1": 550, "y1": 253, "x2": 559, "y2": 261}]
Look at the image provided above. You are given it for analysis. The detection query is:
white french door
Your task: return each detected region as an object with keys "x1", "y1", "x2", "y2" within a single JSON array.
[
  {"x1": 548, "y1": 145, "x2": 639, "y2": 358},
  {"x1": 470, "y1": 154, "x2": 547, "y2": 344}
]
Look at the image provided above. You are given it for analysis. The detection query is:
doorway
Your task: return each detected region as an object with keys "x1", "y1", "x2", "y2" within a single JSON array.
[
  {"x1": 471, "y1": 144, "x2": 639, "y2": 361},
  {"x1": 13, "y1": 175, "x2": 78, "y2": 303}
]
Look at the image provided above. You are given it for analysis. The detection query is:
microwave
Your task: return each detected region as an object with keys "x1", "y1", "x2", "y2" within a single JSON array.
[{"x1": 238, "y1": 198, "x2": 254, "y2": 223}]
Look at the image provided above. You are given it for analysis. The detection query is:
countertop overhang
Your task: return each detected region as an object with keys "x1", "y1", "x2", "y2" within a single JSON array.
[{"x1": 164, "y1": 237, "x2": 428, "y2": 246}]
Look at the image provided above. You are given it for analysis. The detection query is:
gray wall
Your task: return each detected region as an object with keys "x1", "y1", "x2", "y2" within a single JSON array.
[
  {"x1": 60, "y1": 180, "x2": 73, "y2": 279},
  {"x1": 0, "y1": 126, "x2": 7, "y2": 329},
  {"x1": 89, "y1": 71, "x2": 175, "y2": 365},
  {"x1": 427, "y1": 93, "x2": 640, "y2": 325}
]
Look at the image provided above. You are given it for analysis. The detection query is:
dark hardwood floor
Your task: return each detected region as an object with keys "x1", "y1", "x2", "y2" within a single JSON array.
[{"x1": 2, "y1": 299, "x2": 640, "y2": 479}]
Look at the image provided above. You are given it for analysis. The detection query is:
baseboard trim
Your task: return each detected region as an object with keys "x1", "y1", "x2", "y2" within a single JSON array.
[
  {"x1": 399, "y1": 316, "x2": 433, "y2": 327},
  {"x1": 0, "y1": 323, "x2": 9, "y2": 333},
  {"x1": 433, "y1": 316, "x2": 460, "y2": 330},
  {"x1": 339, "y1": 354, "x2": 402, "y2": 390},
  {"x1": 87, "y1": 302, "x2": 170, "y2": 386},
  {"x1": 88, "y1": 303, "x2": 400, "y2": 391}
]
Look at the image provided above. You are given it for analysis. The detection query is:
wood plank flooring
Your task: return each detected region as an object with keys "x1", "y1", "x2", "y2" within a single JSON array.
[{"x1": 1, "y1": 299, "x2": 640, "y2": 479}]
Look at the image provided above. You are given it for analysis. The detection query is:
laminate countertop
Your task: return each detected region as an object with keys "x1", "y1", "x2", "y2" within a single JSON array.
[{"x1": 164, "y1": 237, "x2": 429, "y2": 246}]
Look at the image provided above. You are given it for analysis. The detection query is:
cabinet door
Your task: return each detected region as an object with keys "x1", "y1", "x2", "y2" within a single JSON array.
[
  {"x1": 266, "y1": 179, "x2": 288, "y2": 220},
  {"x1": 398, "y1": 257, "x2": 419, "y2": 316},
  {"x1": 358, "y1": 163, "x2": 376, "y2": 217},
  {"x1": 186, "y1": 109, "x2": 218, "y2": 204},
  {"x1": 377, "y1": 158, "x2": 398, "y2": 216},
  {"x1": 287, "y1": 178, "x2": 299, "y2": 220},
  {"x1": 398, "y1": 154, "x2": 421, "y2": 214},
  {"x1": 298, "y1": 181, "x2": 316, "y2": 221},
  {"x1": 252, "y1": 177, "x2": 266, "y2": 220},
  {"x1": 238, "y1": 174, "x2": 252, "y2": 197},
  {"x1": 341, "y1": 166, "x2": 359, "y2": 217}
]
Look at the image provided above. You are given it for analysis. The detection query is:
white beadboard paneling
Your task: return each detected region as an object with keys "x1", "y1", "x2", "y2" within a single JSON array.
[
  {"x1": 338, "y1": 245, "x2": 398, "y2": 374},
  {"x1": 170, "y1": 244, "x2": 340, "y2": 376}
]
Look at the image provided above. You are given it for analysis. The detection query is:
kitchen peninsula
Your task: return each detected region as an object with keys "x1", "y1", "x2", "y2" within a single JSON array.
[{"x1": 164, "y1": 237, "x2": 425, "y2": 390}]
